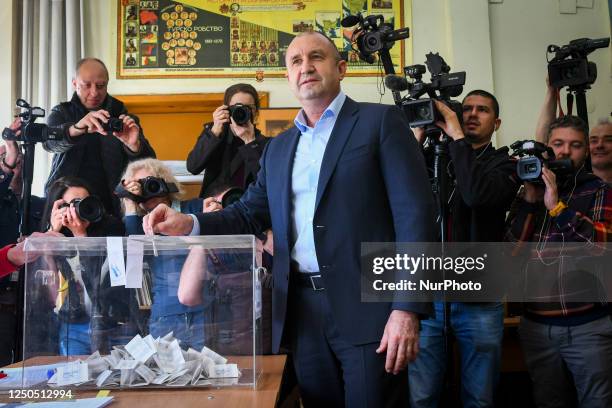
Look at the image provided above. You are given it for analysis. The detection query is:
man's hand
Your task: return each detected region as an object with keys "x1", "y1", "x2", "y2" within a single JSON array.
[
  {"x1": 143, "y1": 203, "x2": 194, "y2": 236},
  {"x1": 70, "y1": 110, "x2": 110, "y2": 137},
  {"x1": 1, "y1": 118, "x2": 22, "y2": 172},
  {"x1": 113, "y1": 114, "x2": 141, "y2": 152},
  {"x1": 433, "y1": 100, "x2": 464, "y2": 141},
  {"x1": 7, "y1": 231, "x2": 64, "y2": 267},
  {"x1": 203, "y1": 197, "x2": 223, "y2": 213},
  {"x1": 376, "y1": 310, "x2": 420, "y2": 374},
  {"x1": 541, "y1": 167, "x2": 559, "y2": 210}
]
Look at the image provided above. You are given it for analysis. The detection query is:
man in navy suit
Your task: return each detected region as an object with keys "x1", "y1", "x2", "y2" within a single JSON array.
[{"x1": 144, "y1": 31, "x2": 435, "y2": 406}]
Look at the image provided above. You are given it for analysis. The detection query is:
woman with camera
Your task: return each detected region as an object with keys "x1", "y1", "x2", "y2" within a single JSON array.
[
  {"x1": 186, "y1": 83, "x2": 269, "y2": 198},
  {"x1": 40, "y1": 176, "x2": 126, "y2": 355},
  {"x1": 120, "y1": 158, "x2": 211, "y2": 349}
]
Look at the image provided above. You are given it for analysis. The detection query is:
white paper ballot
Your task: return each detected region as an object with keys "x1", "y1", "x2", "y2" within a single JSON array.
[
  {"x1": 156, "y1": 339, "x2": 185, "y2": 373},
  {"x1": 56, "y1": 361, "x2": 89, "y2": 386},
  {"x1": 95, "y1": 370, "x2": 114, "y2": 388},
  {"x1": 210, "y1": 364, "x2": 240, "y2": 378},
  {"x1": 125, "y1": 239, "x2": 144, "y2": 288},
  {"x1": 125, "y1": 334, "x2": 155, "y2": 363},
  {"x1": 201, "y1": 346, "x2": 228, "y2": 365},
  {"x1": 107, "y1": 237, "x2": 126, "y2": 286},
  {"x1": 117, "y1": 359, "x2": 139, "y2": 370}
]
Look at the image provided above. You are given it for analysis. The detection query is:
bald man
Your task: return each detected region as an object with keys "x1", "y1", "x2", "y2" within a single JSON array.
[
  {"x1": 44, "y1": 58, "x2": 155, "y2": 215},
  {"x1": 589, "y1": 119, "x2": 612, "y2": 185},
  {"x1": 142, "y1": 32, "x2": 434, "y2": 406}
]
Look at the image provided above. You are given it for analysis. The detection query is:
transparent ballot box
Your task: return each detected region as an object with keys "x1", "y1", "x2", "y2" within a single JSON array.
[{"x1": 15, "y1": 235, "x2": 262, "y2": 390}]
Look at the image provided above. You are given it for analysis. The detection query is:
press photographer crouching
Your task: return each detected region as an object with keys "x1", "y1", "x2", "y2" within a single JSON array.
[
  {"x1": 40, "y1": 176, "x2": 126, "y2": 355},
  {"x1": 186, "y1": 83, "x2": 269, "y2": 198},
  {"x1": 409, "y1": 90, "x2": 520, "y2": 407},
  {"x1": 119, "y1": 158, "x2": 211, "y2": 349},
  {"x1": 506, "y1": 115, "x2": 612, "y2": 407}
]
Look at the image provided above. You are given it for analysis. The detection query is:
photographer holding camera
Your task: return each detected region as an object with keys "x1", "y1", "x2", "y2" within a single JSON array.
[
  {"x1": 44, "y1": 58, "x2": 156, "y2": 217},
  {"x1": 0, "y1": 118, "x2": 46, "y2": 365},
  {"x1": 410, "y1": 90, "x2": 520, "y2": 408},
  {"x1": 186, "y1": 83, "x2": 269, "y2": 198},
  {"x1": 506, "y1": 115, "x2": 612, "y2": 407},
  {"x1": 535, "y1": 78, "x2": 612, "y2": 185},
  {"x1": 40, "y1": 176, "x2": 125, "y2": 355},
  {"x1": 120, "y1": 158, "x2": 213, "y2": 349}
]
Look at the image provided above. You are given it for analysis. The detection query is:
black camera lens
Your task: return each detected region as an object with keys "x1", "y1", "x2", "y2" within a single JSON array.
[
  {"x1": 103, "y1": 117, "x2": 124, "y2": 133},
  {"x1": 229, "y1": 104, "x2": 252, "y2": 126},
  {"x1": 142, "y1": 178, "x2": 162, "y2": 195},
  {"x1": 73, "y1": 196, "x2": 105, "y2": 223}
]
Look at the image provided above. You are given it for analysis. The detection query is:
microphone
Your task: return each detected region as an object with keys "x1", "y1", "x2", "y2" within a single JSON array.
[{"x1": 384, "y1": 74, "x2": 409, "y2": 92}]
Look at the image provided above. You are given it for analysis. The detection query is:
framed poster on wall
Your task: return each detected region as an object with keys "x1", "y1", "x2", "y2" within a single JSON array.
[{"x1": 117, "y1": 0, "x2": 410, "y2": 78}]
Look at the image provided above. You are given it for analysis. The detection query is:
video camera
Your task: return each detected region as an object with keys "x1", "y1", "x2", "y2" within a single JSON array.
[
  {"x1": 2, "y1": 99, "x2": 64, "y2": 144},
  {"x1": 59, "y1": 196, "x2": 105, "y2": 224},
  {"x1": 547, "y1": 37, "x2": 609, "y2": 89},
  {"x1": 385, "y1": 53, "x2": 466, "y2": 132},
  {"x1": 341, "y1": 13, "x2": 409, "y2": 64},
  {"x1": 114, "y1": 176, "x2": 179, "y2": 204},
  {"x1": 510, "y1": 140, "x2": 573, "y2": 182}
]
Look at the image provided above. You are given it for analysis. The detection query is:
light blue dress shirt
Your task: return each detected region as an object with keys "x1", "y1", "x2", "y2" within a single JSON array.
[{"x1": 290, "y1": 91, "x2": 346, "y2": 273}]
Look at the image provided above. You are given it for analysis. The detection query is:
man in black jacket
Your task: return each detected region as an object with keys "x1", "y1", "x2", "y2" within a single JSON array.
[
  {"x1": 44, "y1": 58, "x2": 156, "y2": 215},
  {"x1": 409, "y1": 90, "x2": 519, "y2": 408}
]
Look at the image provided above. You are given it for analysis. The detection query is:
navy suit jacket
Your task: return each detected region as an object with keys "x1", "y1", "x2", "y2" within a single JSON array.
[{"x1": 196, "y1": 97, "x2": 435, "y2": 352}]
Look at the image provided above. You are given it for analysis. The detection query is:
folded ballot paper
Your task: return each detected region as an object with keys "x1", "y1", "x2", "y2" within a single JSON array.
[{"x1": 47, "y1": 332, "x2": 240, "y2": 388}]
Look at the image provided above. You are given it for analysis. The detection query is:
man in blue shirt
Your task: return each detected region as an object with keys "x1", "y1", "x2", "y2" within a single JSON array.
[{"x1": 143, "y1": 31, "x2": 435, "y2": 406}]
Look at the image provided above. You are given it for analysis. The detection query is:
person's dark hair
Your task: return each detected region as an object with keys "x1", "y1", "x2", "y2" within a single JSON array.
[
  {"x1": 463, "y1": 89, "x2": 500, "y2": 118},
  {"x1": 547, "y1": 115, "x2": 589, "y2": 143},
  {"x1": 40, "y1": 176, "x2": 94, "y2": 231},
  {"x1": 223, "y1": 83, "x2": 260, "y2": 111}
]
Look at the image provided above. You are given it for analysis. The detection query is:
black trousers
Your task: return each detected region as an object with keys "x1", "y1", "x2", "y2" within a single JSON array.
[{"x1": 287, "y1": 285, "x2": 408, "y2": 408}]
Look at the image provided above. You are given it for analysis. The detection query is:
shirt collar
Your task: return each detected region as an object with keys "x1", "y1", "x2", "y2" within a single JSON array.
[{"x1": 294, "y1": 91, "x2": 346, "y2": 133}]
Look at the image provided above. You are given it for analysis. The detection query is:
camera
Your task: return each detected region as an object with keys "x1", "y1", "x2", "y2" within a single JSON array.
[
  {"x1": 228, "y1": 104, "x2": 252, "y2": 126},
  {"x1": 2, "y1": 99, "x2": 64, "y2": 144},
  {"x1": 396, "y1": 53, "x2": 466, "y2": 130},
  {"x1": 341, "y1": 13, "x2": 409, "y2": 64},
  {"x1": 102, "y1": 117, "x2": 124, "y2": 133},
  {"x1": 59, "y1": 196, "x2": 105, "y2": 223},
  {"x1": 547, "y1": 37, "x2": 609, "y2": 89},
  {"x1": 114, "y1": 176, "x2": 179, "y2": 203},
  {"x1": 510, "y1": 140, "x2": 573, "y2": 182}
]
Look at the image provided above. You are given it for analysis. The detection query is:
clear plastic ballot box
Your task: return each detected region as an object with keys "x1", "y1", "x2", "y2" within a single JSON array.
[{"x1": 11, "y1": 235, "x2": 263, "y2": 390}]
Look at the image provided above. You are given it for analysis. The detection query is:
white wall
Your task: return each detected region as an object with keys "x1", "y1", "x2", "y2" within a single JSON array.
[{"x1": 489, "y1": 0, "x2": 611, "y2": 146}]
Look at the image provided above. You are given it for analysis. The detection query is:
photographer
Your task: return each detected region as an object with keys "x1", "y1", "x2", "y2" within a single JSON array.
[
  {"x1": 0, "y1": 118, "x2": 46, "y2": 365},
  {"x1": 41, "y1": 176, "x2": 125, "y2": 355},
  {"x1": 44, "y1": 58, "x2": 156, "y2": 216},
  {"x1": 506, "y1": 115, "x2": 612, "y2": 407},
  {"x1": 186, "y1": 83, "x2": 269, "y2": 198},
  {"x1": 535, "y1": 80, "x2": 612, "y2": 185},
  {"x1": 120, "y1": 158, "x2": 211, "y2": 349},
  {"x1": 410, "y1": 90, "x2": 519, "y2": 407}
]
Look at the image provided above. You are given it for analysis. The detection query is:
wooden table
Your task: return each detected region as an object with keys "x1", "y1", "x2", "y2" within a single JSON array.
[{"x1": 1, "y1": 355, "x2": 291, "y2": 408}]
